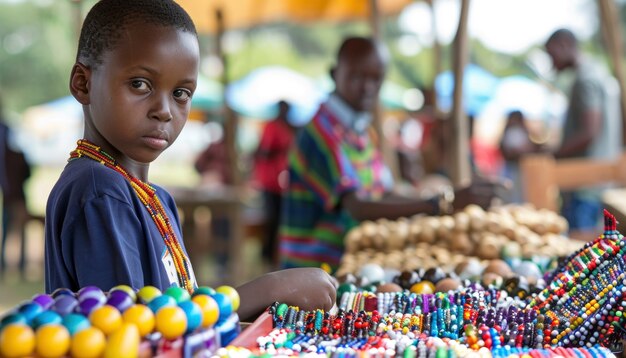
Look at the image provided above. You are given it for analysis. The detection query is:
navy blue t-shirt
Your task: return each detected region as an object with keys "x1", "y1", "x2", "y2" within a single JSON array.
[{"x1": 45, "y1": 158, "x2": 196, "y2": 293}]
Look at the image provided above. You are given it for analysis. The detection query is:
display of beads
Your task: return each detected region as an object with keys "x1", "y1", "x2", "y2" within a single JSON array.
[
  {"x1": 528, "y1": 210, "x2": 626, "y2": 348},
  {"x1": 281, "y1": 212, "x2": 626, "y2": 356},
  {"x1": 0, "y1": 285, "x2": 238, "y2": 358},
  {"x1": 218, "y1": 313, "x2": 616, "y2": 358}
]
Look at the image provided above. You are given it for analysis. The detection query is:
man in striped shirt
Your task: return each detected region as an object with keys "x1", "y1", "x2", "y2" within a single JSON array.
[{"x1": 279, "y1": 37, "x2": 498, "y2": 272}]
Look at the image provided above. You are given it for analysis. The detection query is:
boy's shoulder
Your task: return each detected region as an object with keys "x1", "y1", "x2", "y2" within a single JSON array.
[
  {"x1": 51, "y1": 158, "x2": 133, "y2": 202},
  {"x1": 52, "y1": 158, "x2": 173, "y2": 204}
]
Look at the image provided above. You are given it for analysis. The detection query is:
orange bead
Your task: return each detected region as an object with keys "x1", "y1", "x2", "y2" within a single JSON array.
[{"x1": 409, "y1": 281, "x2": 435, "y2": 295}]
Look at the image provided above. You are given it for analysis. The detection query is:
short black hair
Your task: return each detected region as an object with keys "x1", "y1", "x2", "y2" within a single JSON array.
[
  {"x1": 546, "y1": 28, "x2": 577, "y2": 46},
  {"x1": 336, "y1": 36, "x2": 389, "y2": 65},
  {"x1": 77, "y1": 0, "x2": 197, "y2": 67}
]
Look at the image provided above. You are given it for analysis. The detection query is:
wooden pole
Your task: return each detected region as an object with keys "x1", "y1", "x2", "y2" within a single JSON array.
[
  {"x1": 597, "y1": 0, "x2": 626, "y2": 145},
  {"x1": 368, "y1": 0, "x2": 381, "y2": 40},
  {"x1": 216, "y1": 9, "x2": 240, "y2": 187},
  {"x1": 369, "y1": 0, "x2": 400, "y2": 182},
  {"x1": 426, "y1": 0, "x2": 443, "y2": 117},
  {"x1": 216, "y1": 8, "x2": 244, "y2": 285},
  {"x1": 449, "y1": 0, "x2": 471, "y2": 187}
]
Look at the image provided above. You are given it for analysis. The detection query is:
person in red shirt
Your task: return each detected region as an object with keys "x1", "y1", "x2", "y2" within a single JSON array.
[{"x1": 253, "y1": 100, "x2": 296, "y2": 268}]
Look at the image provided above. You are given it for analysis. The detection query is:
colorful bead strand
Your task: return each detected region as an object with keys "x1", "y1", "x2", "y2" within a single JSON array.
[{"x1": 69, "y1": 139, "x2": 194, "y2": 293}]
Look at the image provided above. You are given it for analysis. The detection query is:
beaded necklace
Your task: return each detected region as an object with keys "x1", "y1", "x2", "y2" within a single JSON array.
[{"x1": 69, "y1": 139, "x2": 194, "y2": 293}]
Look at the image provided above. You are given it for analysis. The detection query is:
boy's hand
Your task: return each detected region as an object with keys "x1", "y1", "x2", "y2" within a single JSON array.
[
  {"x1": 236, "y1": 268, "x2": 337, "y2": 322},
  {"x1": 270, "y1": 268, "x2": 337, "y2": 311}
]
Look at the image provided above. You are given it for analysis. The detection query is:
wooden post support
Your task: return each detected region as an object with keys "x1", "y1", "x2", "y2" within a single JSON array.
[
  {"x1": 216, "y1": 8, "x2": 244, "y2": 285},
  {"x1": 520, "y1": 154, "x2": 558, "y2": 212},
  {"x1": 597, "y1": 0, "x2": 626, "y2": 146},
  {"x1": 369, "y1": 0, "x2": 400, "y2": 182},
  {"x1": 426, "y1": 0, "x2": 443, "y2": 117},
  {"x1": 449, "y1": 0, "x2": 471, "y2": 187}
]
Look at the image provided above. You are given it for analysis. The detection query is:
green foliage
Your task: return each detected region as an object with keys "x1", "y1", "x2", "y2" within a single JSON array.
[{"x1": 0, "y1": 1, "x2": 77, "y2": 114}]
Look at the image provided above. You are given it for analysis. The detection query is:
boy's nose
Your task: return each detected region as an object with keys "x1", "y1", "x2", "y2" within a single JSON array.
[{"x1": 150, "y1": 94, "x2": 172, "y2": 122}]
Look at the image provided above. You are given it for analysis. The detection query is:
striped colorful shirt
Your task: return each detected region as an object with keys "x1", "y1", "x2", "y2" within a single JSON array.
[{"x1": 279, "y1": 98, "x2": 392, "y2": 272}]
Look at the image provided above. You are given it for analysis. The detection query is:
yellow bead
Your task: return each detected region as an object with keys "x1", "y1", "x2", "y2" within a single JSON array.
[
  {"x1": 70, "y1": 327, "x2": 106, "y2": 358},
  {"x1": 0, "y1": 324, "x2": 35, "y2": 358},
  {"x1": 216, "y1": 286, "x2": 240, "y2": 312},
  {"x1": 155, "y1": 306, "x2": 187, "y2": 340},
  {"x1": 35, "y1": 324, "x2": 70, "y2": 358},
  {"x1": 90, "y1": 305, "x2": 122, "y2": 335},
  {"x1": 122, "y1": 304, "x2": 155, "y2": 337},
  {"x1": 409, "y1": 281, "x2": 435, "y2": 295},
  {"x1": 103, "y1": 323, "x2": 139, "y2": 358},
  {"x1": 192, "y1": 295, "x2": 220, "y2": 328}
]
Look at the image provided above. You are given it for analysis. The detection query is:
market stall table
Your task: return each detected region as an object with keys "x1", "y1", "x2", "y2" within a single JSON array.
[{"x1": 166, "y1": 185, "x2": 244, "y2": 285}]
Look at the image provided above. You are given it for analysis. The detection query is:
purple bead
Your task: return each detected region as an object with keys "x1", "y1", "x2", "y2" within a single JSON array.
[
  {"x1": 77, "y1": 297, "x2": 104, "y2": 317},
  {"x1": 32, "y1": 294, "x2": 55, "y2": 310},
  {"x1": 77, "y1": 286, "x2": 105, "y2": 303},
  {"x1": 52, "y1": 295, "x2": 79, "y2": 316},
  {"x1": 51, "y1": 287, "x2": 75, "y2": 299},
  {"x1": 106, "y1": 290, "x2": 133, "y2": 313}
]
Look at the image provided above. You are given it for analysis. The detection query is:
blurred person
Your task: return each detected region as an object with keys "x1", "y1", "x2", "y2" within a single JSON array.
[
  {"x1": 545, "y1": 28, "x2": 622, "y2": 232},
  {"x1": 252, "y1": 100, "x2": 296, "y2": 268},
  {"x1": 194, "y1": 126, "x2": 232, "y2": 188},
  {"x1": 396, "y1": 118, "x2": 425, "y2": 186},
  {"x1": 0, "y1": 95, "x2": 32, "y2": 275},
  {"x1": 499, "y1": 110, "x2": 540, "y2": 203},
  {"x1": 193, "y1": 123, "x2": 233, "y2": 275},
  {"x1": 279, "y1": 36, "x2": 504, "y2": 272},
  {"x1": 469, "y1": 115, "x2": 504, "y2": 179}
]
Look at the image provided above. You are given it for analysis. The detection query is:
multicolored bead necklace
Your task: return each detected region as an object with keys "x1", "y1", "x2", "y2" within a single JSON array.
[{"x1": 69, "y1": 139, "x2": 194, "y2": 293}]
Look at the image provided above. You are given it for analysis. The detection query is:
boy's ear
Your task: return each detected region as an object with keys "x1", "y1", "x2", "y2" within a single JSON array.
[
  {"x1": 330, "y1": 67, "x2": 336, "y2": 82},
  {"x1": 69, "y1": 62, "x2": 91, "y2": 105}
]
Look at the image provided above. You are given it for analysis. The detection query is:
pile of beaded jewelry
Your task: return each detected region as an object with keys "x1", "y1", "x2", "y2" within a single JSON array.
[
  {"x1": 214, "y1": 211, "x2": 626, "y2": 357},
  {"x1": 528, "y1": 209, "x2": 626, "y2": 349},
  {"x1": 221, "y1": 300, "x2": 614, "y2": 358}
]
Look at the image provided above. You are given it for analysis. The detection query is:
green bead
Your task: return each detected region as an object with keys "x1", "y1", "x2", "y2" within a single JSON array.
[
  {"x1": 164, "y1": 286, "x2": 191, "y2": 303},
  {"x1": 436, "y1": 347, "x2": 447, "y2": 358},
  {"x1": 337, "y1": 282, "x2": 358, "y2": 297},
  {"x1": 276, "y1": 303, "x2": 288, "y2": 317},
  {"x1": 192, "y1": 286, "x2": 216, "y2": 297}
]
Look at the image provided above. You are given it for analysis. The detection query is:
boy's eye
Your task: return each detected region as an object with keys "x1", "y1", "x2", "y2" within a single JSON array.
[
  {"x1": 173, "y1": 89, "x2": 192, "y2": 101},
  {"x1": 130, "y1": 80, "x2": 149, "y2": 91}
]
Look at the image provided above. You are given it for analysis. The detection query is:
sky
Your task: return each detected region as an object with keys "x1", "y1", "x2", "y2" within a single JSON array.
[{"x1": 398, "y1": 0, "x2": 599, "y2": 55}]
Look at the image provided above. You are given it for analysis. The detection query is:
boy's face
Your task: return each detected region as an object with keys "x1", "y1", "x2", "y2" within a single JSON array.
[
  {"x1": 332, "y1": 47, "x2": 385, "y2": 112},
  {"x1": 79, "y1": 23, "x2": 199, "y2": 167}
]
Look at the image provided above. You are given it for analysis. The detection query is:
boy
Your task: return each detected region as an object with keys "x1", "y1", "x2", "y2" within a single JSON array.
[{"x1": 45, "y1": 0, "x2": 335, "y2": 322}]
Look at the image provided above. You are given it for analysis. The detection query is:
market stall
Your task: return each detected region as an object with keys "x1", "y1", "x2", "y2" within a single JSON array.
[{"x1": 2, "y1": 207, "x2": 622, "y2": 357}]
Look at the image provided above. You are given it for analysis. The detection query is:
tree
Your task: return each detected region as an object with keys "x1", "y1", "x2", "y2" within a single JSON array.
[{"x1": 0, "y1": 1, "x2": 76, "y2": 114}]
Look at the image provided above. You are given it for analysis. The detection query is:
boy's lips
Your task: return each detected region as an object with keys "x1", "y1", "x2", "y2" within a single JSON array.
[{"x1": 142, "y1": 131, "x2": 169, "y2": 150}]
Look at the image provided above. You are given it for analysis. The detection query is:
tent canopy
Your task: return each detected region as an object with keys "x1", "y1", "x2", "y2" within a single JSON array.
[{"x1": 176, "y1": 0, "x2": 412, "y2": 33}]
